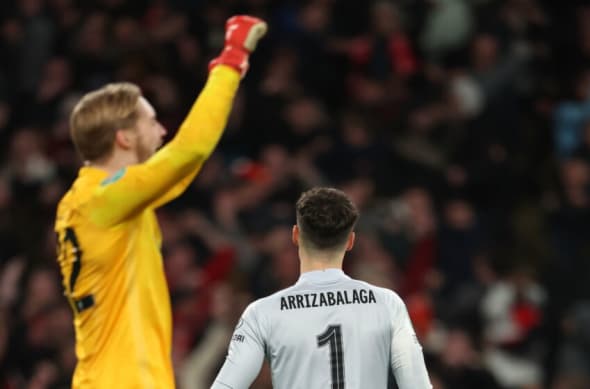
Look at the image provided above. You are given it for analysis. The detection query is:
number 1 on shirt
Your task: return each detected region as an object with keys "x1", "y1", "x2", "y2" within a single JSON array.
[
  {"x1": 317, "y1": 324, "x2": 345, "y2": 389},
  {"x1": 58, "y1": 227, "x2": 84, "y2": 313}
]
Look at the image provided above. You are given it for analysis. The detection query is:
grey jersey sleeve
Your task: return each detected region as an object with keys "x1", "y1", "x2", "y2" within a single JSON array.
[
  {"x1": 389, "y1": 293, "x2": 432, "y2": 389},
  {"x1": 211, "y1": 303, "x2": 266, "y2": 389}
]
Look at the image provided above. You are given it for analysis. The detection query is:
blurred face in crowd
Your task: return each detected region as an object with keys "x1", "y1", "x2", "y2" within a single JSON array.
[
  {"x1": 472, "y1": 34, "x2": 499, "y2": 72},
  {"x1": 574, "y1": 70, "x2": 590, "y2": 100},
  {"x1": 372, "y1": 1, "x2": 399, "y2": 35},
  {"x1": 403, "y1": 188, "x2": 436, "y2": 238},
  {"x1": 441, "y1": 329, "x2": 478, "y2": 367},
  {"x1": 444, "y1": 199, "x2": 475, "y2": 230}
]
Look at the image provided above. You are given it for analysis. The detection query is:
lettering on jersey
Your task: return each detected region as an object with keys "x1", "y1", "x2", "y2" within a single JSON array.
[
  {"x1": 319, "y1": 293, "x2": 328, "y2": 306},
  {"x1": 100, "y1": 168, "x2": 126, "y2": 186},
  {"x1": 232, "y1": 334, "x2": 245, "y2": 343},
  {"x1": 280, "y1": 289, "x2": 377, "y2": 310}
]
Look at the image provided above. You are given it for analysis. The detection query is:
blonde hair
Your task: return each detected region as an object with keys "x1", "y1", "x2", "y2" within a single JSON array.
[{"x1": 70, "y1": 82, "x2": 141, "y2": 162}]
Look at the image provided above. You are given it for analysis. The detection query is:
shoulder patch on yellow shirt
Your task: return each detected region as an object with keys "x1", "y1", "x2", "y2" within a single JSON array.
[{"x1": 101, "y1": 168, "x2": 126, "y2": 186}]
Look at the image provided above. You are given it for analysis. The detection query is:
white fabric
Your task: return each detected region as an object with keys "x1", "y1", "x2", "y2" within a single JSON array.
[{"x1": 211, "y1": 269, "x2": 432, "y2": 389}]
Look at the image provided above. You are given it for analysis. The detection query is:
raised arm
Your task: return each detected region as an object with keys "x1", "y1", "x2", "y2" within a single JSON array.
[
  {"x1": 149, "y1": 166, "x2": 202, "y2": 209},
  {"x1": 90, "y1": 16, "x2": 267, "y2": 227}
]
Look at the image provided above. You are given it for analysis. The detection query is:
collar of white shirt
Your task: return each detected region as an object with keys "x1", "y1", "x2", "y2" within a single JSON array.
[{"x1": 296, "y1": 268, "x2": 350, "y2": 285}]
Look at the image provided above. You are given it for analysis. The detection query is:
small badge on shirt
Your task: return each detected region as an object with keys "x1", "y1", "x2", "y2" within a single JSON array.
[{"x1": 100, "y1": 168, "x2": 126, "y2": 186}]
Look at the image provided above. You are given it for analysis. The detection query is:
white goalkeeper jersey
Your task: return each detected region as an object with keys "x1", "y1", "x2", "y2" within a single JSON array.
[{"x1": 211, "y1": 269, "x2": 432, "y2": 389}]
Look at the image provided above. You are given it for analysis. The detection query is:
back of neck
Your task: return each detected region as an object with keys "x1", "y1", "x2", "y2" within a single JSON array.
[
  {"x1": 300, "y1": 262, "x2": 342, "y2": 273},
  {"x1": 89, "y1": 151, "x2": 138, "y2": 175}
]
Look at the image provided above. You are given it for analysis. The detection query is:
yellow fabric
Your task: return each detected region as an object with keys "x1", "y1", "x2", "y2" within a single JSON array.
[{"x1": 54, "y1": 65, "x2": 240, "y2": 388}]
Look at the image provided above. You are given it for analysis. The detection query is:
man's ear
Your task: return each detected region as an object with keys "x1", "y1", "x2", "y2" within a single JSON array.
[
  {"x1": 292, "y1": 225, "x2": 299, "y2": 246},
  {"x1": 114, "y1": 129, "x2": 134, "y2": 150},
  {"x1": 345, "y1": 231, "x2": 355, "y2": 251}
]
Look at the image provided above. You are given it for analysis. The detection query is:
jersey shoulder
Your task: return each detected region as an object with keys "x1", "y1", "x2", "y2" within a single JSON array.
[
  {"x1": 55, "y1": 186, "x2": 77, "y2": 230},
  {"x1": 55, "y1": 173, "x2": 104, "y2": 229}
]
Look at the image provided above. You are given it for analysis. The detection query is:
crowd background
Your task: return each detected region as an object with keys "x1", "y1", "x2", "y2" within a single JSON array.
[{"x1": 0, "y1": 0, "x2": 590, "y2": 388}]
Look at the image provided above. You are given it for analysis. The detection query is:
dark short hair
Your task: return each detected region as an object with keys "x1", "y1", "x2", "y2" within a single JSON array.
[{"x1": 296, "y1": 187, "x2": 359, "y2": 250}]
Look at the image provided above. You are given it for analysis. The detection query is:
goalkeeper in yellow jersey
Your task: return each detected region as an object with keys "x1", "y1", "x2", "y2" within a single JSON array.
[{"x1": 54, "y1": 15, "x2": 267, "y2": 389}]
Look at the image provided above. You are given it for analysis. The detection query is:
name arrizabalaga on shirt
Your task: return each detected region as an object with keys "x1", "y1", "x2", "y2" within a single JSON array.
[{"x1": 280, "y1": 289, "x2": 377, "y2": 311}]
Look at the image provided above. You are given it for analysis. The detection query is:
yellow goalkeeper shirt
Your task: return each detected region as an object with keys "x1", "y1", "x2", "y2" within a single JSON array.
[{"x1": 54, "y1": 66, "x2": 240, "y2": 389}]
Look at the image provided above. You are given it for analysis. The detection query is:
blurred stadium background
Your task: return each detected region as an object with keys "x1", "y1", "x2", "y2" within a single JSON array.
[{"x1": 1, "y1": 0, "x2": 590, "y2": 388}]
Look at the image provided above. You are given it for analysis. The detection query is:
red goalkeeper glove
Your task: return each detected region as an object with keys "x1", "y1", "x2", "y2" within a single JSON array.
[{"x1": 209, "y1": 15, "x2": 267, "y2": 78}]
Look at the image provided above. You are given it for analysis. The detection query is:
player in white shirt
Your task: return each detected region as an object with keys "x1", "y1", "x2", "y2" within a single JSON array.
[{"x1": 211, "y1": 187, "x2": 432, "y2": 389}]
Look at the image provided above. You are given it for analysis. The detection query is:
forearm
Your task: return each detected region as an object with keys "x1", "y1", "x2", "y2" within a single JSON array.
[
  {"x1": 168, "y1": 65, "x2": 240, "y2": 162},
  {"x1": 211, "y1": 355, "x2": 263, "y2": 389},
  {"x1": 142, "y1": 65, "x2": 240, "y2": 178},
  {"x1": 150, "y1": 164, "x2": 202, "y2": 209},
  {"x1": 391, "y1": 336, "x2": 432, "y2": 389}
]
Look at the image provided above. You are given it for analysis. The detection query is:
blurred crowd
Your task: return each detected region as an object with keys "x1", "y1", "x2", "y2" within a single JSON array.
[{"x1": 1, "y1": 0, "x2": 590, "y2": 388}]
